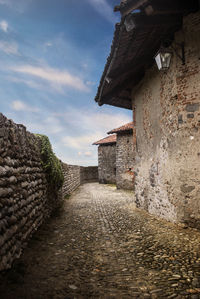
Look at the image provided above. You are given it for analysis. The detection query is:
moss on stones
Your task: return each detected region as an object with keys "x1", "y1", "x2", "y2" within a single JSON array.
[{"x1": 35, "y1": 134, "x2": 64, "y2": 190}]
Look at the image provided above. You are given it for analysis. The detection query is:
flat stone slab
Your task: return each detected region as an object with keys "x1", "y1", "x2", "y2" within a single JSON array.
[{"x1": 1, "y1": 182, "x2": 200, "y2": 298}]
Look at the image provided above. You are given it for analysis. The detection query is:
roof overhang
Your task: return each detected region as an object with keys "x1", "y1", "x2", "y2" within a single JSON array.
[
  {"x1": 115, "y1": 0, "x2": 148, "y2": 17},
  {"x1": 107, "y1": 122, "x2": 134, "y2": 134},
  {"x1": 93, "y1": 134, "x2": 117, "y2": 146},
  {"x1": 95, "y1": 0, "x2": 199, "y2": 110}
]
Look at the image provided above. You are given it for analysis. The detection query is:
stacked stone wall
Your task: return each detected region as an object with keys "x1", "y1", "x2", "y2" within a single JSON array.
[
  {"x1": 62, "y1": 164, "x2": 98, "y2": 196},
  {"x1": 98, "y1": 144, "x2": 116, "y2": 184},
  {"x1": 132, "y1": 11, "x2": 200, "y2": 227},
  {"x1": 0, "y1": 113, "x2": 62, "y2": 271},
  {"x1": 62, "y1": 164, "x2": 81, "y2": 195},
  {"x1": 116, "y1": 132, "x2": 135, "y2": 190},
  {"x1": 80, "y1": 166, "x2": 98, "y2": 183}
]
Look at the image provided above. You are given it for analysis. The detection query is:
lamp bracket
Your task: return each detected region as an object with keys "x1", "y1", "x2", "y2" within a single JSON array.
[{"x1": 171, "y1": 42, "x2": 185, "y2": 65}]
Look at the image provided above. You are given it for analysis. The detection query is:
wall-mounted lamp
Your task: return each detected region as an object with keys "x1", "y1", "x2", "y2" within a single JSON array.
[
  {"x1": 155, "y1": 47, "x2": 172, "y2": 71},
  {"x1": 124, "y1": 14, "x2": 136, "y2": 32},
  {"x1": 155, "y1": 42, "x2": 185, "y2": 71}
]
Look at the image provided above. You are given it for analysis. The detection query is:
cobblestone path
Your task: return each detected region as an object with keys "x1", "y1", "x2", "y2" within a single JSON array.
[{"x1": 1, "y1": 183, "x2": 200, "y2": 298}]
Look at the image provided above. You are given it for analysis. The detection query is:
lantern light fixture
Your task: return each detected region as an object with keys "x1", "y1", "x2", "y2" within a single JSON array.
[
  {"x1": 155, "y1": 47, "x2": 173, "y2": 71},
  {"x1": 155, "y1": 42, "x2": 185, "y2": 71},
  {"x1": 124, "y1": 10, "x2": 141, "y2": 32},
  {"x1": 124, "y1": 14, "x2": 136, "y2": 32}
]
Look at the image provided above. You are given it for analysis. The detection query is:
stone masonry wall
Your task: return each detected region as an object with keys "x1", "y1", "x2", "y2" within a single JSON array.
[
  {"x1": 62, "y1": 164, "x2": 98, "y2": 196},
  {"x1": 0, "y1": 113, "x2": 62, "y2": 271},
  {"x1": 62, "y1": 164, "x2": 81, "y2": 195},
  {"x1": 98, "y1": 144, "x2": 116, "y2": 184},
  {"x1": 132, "y1": 11, "x2": 200, "y2": 227},
  {"x1": 80, "y1": 166, "x2": 98, "y2": 184},
  {"x1": 116, "y1": 132, "x2": 135, "y2": 190}
]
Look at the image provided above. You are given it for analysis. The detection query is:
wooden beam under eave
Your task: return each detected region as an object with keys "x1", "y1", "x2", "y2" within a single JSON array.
[
  {"x1": 101, "y1": 70, "x2": 144, "y2": 106},
  {"x1": 120, "y1": 0, "x2": 149, "y2": 17},
  {"x1": 102, "y1": 97, "x2": 132, "y2": 110},
  {"x1": 130, "y1": 14, "x2": 182, "y2": 28},
  {"x1": 145, "y1": 0, "x2": 199, "y2": 15},
  {"x1": 108, "y1": 54, "x2": 154, "y2": 79}
]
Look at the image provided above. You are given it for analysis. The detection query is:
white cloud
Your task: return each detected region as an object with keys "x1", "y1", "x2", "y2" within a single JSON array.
[
  {"x1": 11, "y1": 100, "x2": 39, "y2": 112},
  {"x1": 86, "y1": 80, "x2": 96, "y2": 86},
  {"x1": 7, "y1": 76, "x2": 44, "y2": 90},
  {"x1": 0, "y1": 0, "x2": 10, "y2": 6},
  {"x1": 27, "y1": 117, "x2": 63, "y2": 135},
  {"x1": 59, "y1": 107, "x2": 131, "y2": 133},
  {"x1": 87, "y1": 0, "x2": 118, "y2": 24},
  {"x1": 87, "y1": 112, "x2": 130, "y2": 131},
  {"x1": 0, "y1": 20, "x2": 8, "y2": 32},
  {"x1": 0, "y1": 41, "x2": 18, "y2": 55},
  {"x1": 0, "y1": 0, "x2": 32, "y2": 13},
  {"x1": 77, "y1": 151, "x2": 93, "y2": 157},
  {"x1": 82, "y1": 63, "x2": 88, "y2": 69},
  {"x1": 44, "y1": 41, "x2": 53, "y2": 48},
  {"x1": 43, "y1": 116, "x2": 63, "y2": 134},
  {"x1": 62, "y1": 133, "x2": 102, "y2": 150},
  {"x1": 84, "y1": 151, "x2": 92, "y2": 157},
  {"x1": 11, "y1": 64, "x2": 90, "y2": 92}
]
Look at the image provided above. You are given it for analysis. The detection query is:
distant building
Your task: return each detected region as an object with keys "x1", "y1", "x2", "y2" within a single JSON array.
[
  {"x1": 93, "y1": 122, "x2": 135, "y2": 190},
  {"x1": 93, "y1": 135, "x2": 116, "y2": 184},
  {"x1": 94, "y1": 0, "x2": 200, "y2": 228},
  {"x1": 108, "y1": 122, "x2": 135, "y2": 190}
]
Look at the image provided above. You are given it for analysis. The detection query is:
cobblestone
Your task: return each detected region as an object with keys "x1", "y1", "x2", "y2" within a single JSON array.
[{"x1": 1, "y1": 183, "x2": 200, "y2": 298}]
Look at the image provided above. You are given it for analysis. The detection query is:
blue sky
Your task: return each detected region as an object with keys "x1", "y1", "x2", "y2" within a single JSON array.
[{"x1": 0, "y1": 0, "x2": 132, "y2": 166}]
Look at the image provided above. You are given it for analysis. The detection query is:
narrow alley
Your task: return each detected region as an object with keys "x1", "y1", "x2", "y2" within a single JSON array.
[{"x1": 1, "y1": 183, "x2": 200, "y2": 298}]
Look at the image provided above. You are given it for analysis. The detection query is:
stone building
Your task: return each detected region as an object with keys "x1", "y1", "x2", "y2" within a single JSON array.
[
  {"x1": 95, "y1": 0, "x2": 200, "y2": 228},
  {"x1": 108, "y1": 122, "x2": 135, "y2": 190},
  {"x1": 93, "y1": 135, "x2": 116, "y2": 184}
]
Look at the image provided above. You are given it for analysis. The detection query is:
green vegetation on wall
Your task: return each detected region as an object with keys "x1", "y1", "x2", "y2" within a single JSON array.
[{"x1": 36, "y1": 134, "x2": 64, "y2": 190}]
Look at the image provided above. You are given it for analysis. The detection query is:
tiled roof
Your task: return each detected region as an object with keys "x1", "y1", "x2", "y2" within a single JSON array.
[
  {"x1": 114, "y1": 0, "x2": 138, "y2": 12},
  {"x1": 107, "y1": 122, "x2": 133, "y2": 134},
  {"x1": 92, "y1": 135, "x2": 117, "y2": 145}
]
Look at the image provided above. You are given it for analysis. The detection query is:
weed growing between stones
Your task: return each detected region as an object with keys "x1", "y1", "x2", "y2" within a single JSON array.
[
  {"x1": 35, "y1": 134, "x2": 64, "y2": 190},
  {"x1": 107, "y1": 184, "x2": 117, "y2": 188}
]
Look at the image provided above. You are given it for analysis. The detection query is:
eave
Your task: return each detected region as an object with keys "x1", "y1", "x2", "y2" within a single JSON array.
[
  {"x1": 92, "y1": 135, "x2": 117, "y2": 146},
  {"x1": 95, "y1": 0, "x2": 199, "y2": 110}
]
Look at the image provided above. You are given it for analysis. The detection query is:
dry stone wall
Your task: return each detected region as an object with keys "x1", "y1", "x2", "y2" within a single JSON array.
[
  {"x1": 131, "y1": 11, "x2": 200, "y2": 228},
  {"x1": 62, "y1": 163, "x2": 98, "y2": 196},
  {"x1": 62, "y1": 164, "x2": 81, "y2": 195},
  {"x1": 116, "y1": 132, "x2": 135, "y2": 190},
  {"x1": 0, "y1": 113, "x2": 62, "y2": 271},
  {"x1": 80, "y1": 166, "x2": 98, "y2": 184},
  {"x1": 98, "y1": 144, "x2": 116, "y2": 184}
]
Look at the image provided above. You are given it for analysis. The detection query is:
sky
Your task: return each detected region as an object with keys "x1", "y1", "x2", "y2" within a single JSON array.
[{"x1": 0, "y1": 0, "x2": 132, "y2": 166}]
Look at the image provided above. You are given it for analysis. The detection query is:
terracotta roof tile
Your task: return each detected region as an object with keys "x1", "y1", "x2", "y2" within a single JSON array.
[
  {"x1": 107, "y1": 122, "x2": 133, "y2": 134},
  {"x1": 93, "y1": 135, "x2": 117, "y2": 145},
  {"x1": 118, "y1": 0, "x2": 132, "y2": 10},
  {"x1": 115, "y1": 0, "x2": 146, "y2": 12}
]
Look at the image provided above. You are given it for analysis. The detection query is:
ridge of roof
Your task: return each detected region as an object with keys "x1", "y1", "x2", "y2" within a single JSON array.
[
  {"x1": 107, "y1": 122, "x2": 133, "y2": 134},
  {"x1": 92, "y1": 134, "x2": 117, "y2": 145},
  {"x1": 115, "y1": 0, "x2": 148, "y2": 15}
]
